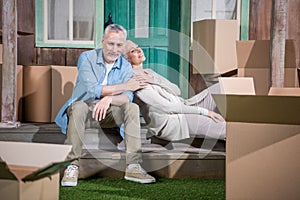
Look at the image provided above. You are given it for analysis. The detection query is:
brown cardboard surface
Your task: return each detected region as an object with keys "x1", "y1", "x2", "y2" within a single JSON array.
[
  {"x1": 238, "y1": 68, "x2": 269, "y2": 95},
  {"x1": 17, "y1": 65, "x2": 23, "y2": 121},
  {"x1": 226, "y1": 122, "x2": 300, "y2": 200},
  {"x1": 23, "y1": 65, "x2": 52, "y2": 122},
  {"x1": 268, "y1": 87, "x2": 300, "y2": 96},
  {"x1": 218, "y1": 77, "x2": 255, "y2": 95},
  {"x1": 0, "y1": 142, "x2": 71, "y2": 200},
  {"x1": 285, "y1": 68, "x2": 299, "y2": 87},
  {"x1": 51, "y1": 65, "x2": 77, "y2": 122},
  {"x1": 236, "y1": 40, "x2": 270, "y2": 69},
  {"x1": 0, "y1": 141, "x2": 71, "y2": 167},
  {"x1": 0, "y1": 174, "x2": 60, "y2": 200},
  {"x1": 0, "y1": 44, "x2": 2, "y2": 64},
  {"x1": 213, "y1": 94, "x2": 300, "y2": 125},
  {"x1": 236, "y1": 40, "x2": 299, "y2": 95},
  {"x1": 8, "y1": 165, "x2": 39, "y2": 179},
  {"x1": 192, "y1": 19, "x2": 238, "y2": 74},
  {"x1": 236, "y1": 40, "x2": 296, "y2": 69},
  {"x1": 212, "y1": 92, "x2": 300, "y2": 199}
]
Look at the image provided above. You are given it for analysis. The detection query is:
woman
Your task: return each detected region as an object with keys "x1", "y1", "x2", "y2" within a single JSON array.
[{"x1": 123, "y1": 40, "x2": 226, "y2": 142}]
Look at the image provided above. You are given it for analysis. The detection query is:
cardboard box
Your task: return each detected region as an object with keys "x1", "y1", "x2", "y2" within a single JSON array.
[
  {"x1": 17, "y1": 65, "x2": 23, "y2": 121},
  {"x1": 51, "y1": 65, "x2": 78, "y2": 122},
  {"x1": 23, "y1": 65, "x2": 77, "y2": 122},
  {"x1": 23, "y1": 65, "x2": 52, "y2": 122},
  {"x1": 268, "y1": 87, "x2": 300, "y2": 96},
  {"x1": 192, "y1": 19, "x2": 238, "y2": 75},
  {"x1": 212, "y1": 79, "x2": 300, "y2": 200},
  {"x1": 0, "y1": 141, "x2": 72, "y2": 200},
  {"x1": 236, "y1": 40, "x2": 299, "y2": 95},
  {"x1": 218, "y1": 77, "x2": 255, "y2": 95},
  {"x1": 0, "y1": 44, "x2": 2, "y2": 64}
]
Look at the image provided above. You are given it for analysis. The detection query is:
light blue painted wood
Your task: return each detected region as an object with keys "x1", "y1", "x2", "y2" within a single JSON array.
[{"x1": 240, "y1": 0, "x2": 250, "y2": 40}]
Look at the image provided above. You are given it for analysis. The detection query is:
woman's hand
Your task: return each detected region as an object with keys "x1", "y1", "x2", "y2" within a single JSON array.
[{"x1": 207, "y1": 111, "x2": 225, "y2": 123}]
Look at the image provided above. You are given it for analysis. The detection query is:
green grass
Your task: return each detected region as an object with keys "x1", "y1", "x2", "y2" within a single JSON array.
[{"x1": 60, "y1": 178, "x2": 225, "y2": 200}]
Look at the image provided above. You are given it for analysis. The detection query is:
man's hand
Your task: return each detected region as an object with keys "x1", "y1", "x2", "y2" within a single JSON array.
[
  {"x1": 134, "y1": 73, "x2": 154, "y2": 84},
  {"x1": 207, "y1": 111, "x2": 225, "y2": 123},
  {"x1": 92, "y1": 96, "x2": 112, "y2": 121}
]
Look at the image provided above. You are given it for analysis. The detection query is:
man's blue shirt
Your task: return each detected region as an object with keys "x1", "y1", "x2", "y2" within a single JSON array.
[{"x1": 55, "y1": 48, "x2": 133, "y2": 134}]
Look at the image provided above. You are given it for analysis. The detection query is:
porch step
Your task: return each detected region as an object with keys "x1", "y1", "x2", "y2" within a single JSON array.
[
  {"x1": 0, "y1": 123, "x2": 225, "y2": 178},
  {"x1": 79, "y1": 148, "x2": 225, "y2": 179}
]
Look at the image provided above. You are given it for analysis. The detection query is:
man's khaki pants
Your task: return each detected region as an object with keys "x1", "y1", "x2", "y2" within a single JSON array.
[{"x1": 65, "y1": 101, "x2": 142, "y2": 166}]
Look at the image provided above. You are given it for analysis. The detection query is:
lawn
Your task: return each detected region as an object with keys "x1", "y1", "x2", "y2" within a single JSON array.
[{"x1": 60, "y1": 178, "x2": 225, "y2": 200}]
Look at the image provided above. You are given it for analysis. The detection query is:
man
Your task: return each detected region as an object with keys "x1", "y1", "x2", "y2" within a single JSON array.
[{"x1": 55, "y1": 24, "x2": 155, "y2": 186}]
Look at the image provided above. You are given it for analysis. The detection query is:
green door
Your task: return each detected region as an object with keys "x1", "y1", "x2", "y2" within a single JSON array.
[{"x1": 105, "y1": 0, "x2": 190, "y2": 95}]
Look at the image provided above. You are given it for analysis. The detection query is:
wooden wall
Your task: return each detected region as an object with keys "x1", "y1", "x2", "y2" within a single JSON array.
[
  {"x1": 1, "y1": 0, "x2": 299, "y2": 86},
  {"x1": 3, "y1": 0, "x2": 89, "y2": 67},
  {"x1": 249, "y1": 0, "x2": 300, "y2": 68}
]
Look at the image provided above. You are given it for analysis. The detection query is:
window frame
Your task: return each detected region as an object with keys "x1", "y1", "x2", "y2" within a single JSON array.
[{"x1": 35, "y1": 0, "x2": 104, "y2": 48}]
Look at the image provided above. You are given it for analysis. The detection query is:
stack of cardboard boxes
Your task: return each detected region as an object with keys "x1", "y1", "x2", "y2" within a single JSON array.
[
  {"x1": 192, "y1": 18, "x2": 300, "y2": 199},
  {"x1": 214, "y1": 43, "x2": 300, "y2": 199},
  {"x1": 22, "y1": 65, "x2": 78, "y2": 122}
]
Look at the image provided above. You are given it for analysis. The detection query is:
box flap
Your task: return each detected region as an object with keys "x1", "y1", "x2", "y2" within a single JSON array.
[
  {"x1": 22, "y1": 158, "x2": 77, "y2": 182},
  {"x1": 0, "y1": 141, "x2": 71, "y2": 167},
  {"x1": 213, "y1": 94, "x2": 300, "y2": 125},
  {"x1": 268, "y1": 87, "x2": 300, "y2": 96},
  {"x1": 0, "y1": 158, "x2": 18, "y2": 180},
  {"x1": 218, "y1": 77, "x2": 256, "y2": 95}
]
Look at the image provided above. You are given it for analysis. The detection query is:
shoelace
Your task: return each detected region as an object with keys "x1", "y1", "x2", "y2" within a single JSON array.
[
  {"x1": 136, "y1": 164, "x2": 147, "y2": 175},
  {"x1": 65, "y1": 165, "x2": 78, "y2": 178}
]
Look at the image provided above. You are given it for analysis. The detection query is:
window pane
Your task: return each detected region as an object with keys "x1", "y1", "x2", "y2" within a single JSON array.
[
  {"x1": 191, "y1": 0, "x2": 237, "y2": 21},
  {"x1": 48, "y1": 0, "x2": 69, "y2": 40},
  {"x1": 216, "y1": 0, "x2": 237, "y2": 19},
  {"x1": 73, "y1": 0, "x2": 95, "y2": 41},
  {"x1": 135, "y1": 0, "x2": 149, "y2": 38}
]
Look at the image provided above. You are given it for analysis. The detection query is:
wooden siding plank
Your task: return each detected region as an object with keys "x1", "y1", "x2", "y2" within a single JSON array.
[
  {"x1": 66, "y1": 48, "x2": 88, "y2": 66},
  {"x1": 17, "y1": 35, "x2": 36, "y2": 65},
  {"x1": 249, "y1": 0, "x2": 272, "y2": 40},
  {"x1": 39, "y1": 48, "x2": 66, "y2": 65},
  {"x1": 1, "y1": 0, "x2": 18, "y2": 124},
  {"x1": 17, "y1": 0, "x2": 34, "y2": 34}
]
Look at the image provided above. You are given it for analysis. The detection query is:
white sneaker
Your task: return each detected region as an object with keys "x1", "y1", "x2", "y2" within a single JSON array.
[
  {"x1": 61, "y1": 165, "x2": 79, "y2": 187},
  {"x1": 124, "y1": 164, "x2": 156, "y2": 184}
]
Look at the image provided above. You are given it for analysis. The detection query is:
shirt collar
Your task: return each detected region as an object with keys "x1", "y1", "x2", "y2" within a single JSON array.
[{"x1": 97, "y1": 48, "x2": 122, "y2": 69}]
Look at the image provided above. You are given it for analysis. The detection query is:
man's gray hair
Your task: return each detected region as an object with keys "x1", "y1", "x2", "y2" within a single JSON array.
[{"x1": 104, "y1": 24, "x2": 127, "y2": 39}]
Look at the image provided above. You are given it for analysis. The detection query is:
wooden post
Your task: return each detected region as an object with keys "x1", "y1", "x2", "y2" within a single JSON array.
[
  {"x1": 1, "y1": 0, "x2": 20, "y2": 127},
  {"x1": 270, "y1": 0, "x2": 288, "y2": 88}
]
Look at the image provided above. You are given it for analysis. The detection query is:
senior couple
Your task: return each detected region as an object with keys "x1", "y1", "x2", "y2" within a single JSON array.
[{"x1": 55, "y1": 24, "x2": 226, "y2": 187}]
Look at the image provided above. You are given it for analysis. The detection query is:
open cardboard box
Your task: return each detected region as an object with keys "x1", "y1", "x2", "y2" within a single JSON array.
[
  {"x1": 0, "y1": 141, "x2": 72, "y2": 200},
  {"x1": 214, "y1": 78, "x2": 300, "y2": 200},
  {"x1": 236, "y1": 40, "x2": 299, "y2": 95}
]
